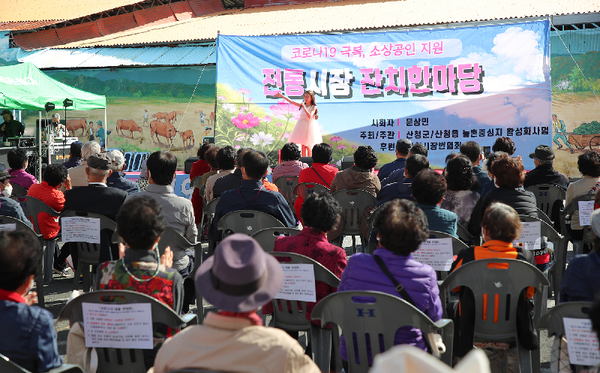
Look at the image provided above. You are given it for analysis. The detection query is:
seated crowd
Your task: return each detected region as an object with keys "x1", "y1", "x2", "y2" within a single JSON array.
[{"x1": 2, "y1": 136, "x2": 600, "y2": 373}]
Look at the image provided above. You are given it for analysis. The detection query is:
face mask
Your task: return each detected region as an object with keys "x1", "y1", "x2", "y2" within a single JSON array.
[{"x1": 2, "y1": 184, "x2": 12, "y2": 197}]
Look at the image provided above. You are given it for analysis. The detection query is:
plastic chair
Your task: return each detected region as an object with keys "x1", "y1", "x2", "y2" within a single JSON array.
[
  {"x1": 60, "y1": 210, "x2": 117, "y2": 292},
  {"x1": 427, "y1": 230, "x2": 469, "y2": 280},
  {"x1": 217, "y1": 210, "x2": 284, "y2": 239},
  {"x1": 9, "y1": 183, "x2": 27, "y2": 199},
  {"x1": 439, "y1": 259, "x2": 550, "y2": 373},
  {"x1": 251, "y1": 227, "x2": 301, "y2": 252},
  {"x1": 191, "y1": 176, "x2": 203, "y2": 190},
  {"x1": 537, "y1": 302, "x2": 593, "y2": 373},
  {"x1": 274, "y1": 176, "x2": 299, "y2": 211},
  {"x1": 331, "y1": 189, "x2": 377, "y2": 254},
  {"x1": 57, "y1": 290, "x2": 194, "y2": 373},
  {"x1": 519, "y1": 215, "x2": 566, "y2": 301},
  {"x1": 20, "y1": 196, "x2": 61, "y2": 284},
  {"x1": 0, "y1": 353, "x2": 83, "y2": 373},
  {"x1": 200, "y1": 197, "x2": 219, "y2": 257},
  {"x1": 311, "y1": 290, "x2": 454, "y2": 372},
  {"x1": 270, "y1": 252, "x2": 341, "y2": 372},
  {"x1": 456, "y1": 224, "x2": 474, "y2": 245},
  {"x1": 364, "y1": 204, "x2": 384, "y2": 255},
  {"x1": 536, "y1": 207, "x2": 553, "y2": 226},
  {"x1": 525, "y1": 184, "x2": 566, "y2": 222},
  {"x1": 293, "y1": 182, "x2": 330, "y2": 202},
  {"x1": 560, "y1": 194, "x2": 596, "y2": 256}
]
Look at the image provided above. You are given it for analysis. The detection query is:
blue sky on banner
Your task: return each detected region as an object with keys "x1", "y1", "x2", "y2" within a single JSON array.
[{"x1": 215, "y1": 21, "x2": 550, "y2": 168}]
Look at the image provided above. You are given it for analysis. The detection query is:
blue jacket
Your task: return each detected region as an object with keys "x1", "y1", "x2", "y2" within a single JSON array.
[
  {"x1": 417, "y1": 203, "x2": 458, "y2": 237},
  {"x1": 107, "y1": 172, "x2": 139, "y2": 195},
  {"x1": 560, "y1": 252, "x2": 600, "y2": 303},
  {"x1": 378, "y1": 158, "x2": 406, "y2": 181},
  {"x1": 377, "y1": 178, "x2": 414, "y2": 206}
]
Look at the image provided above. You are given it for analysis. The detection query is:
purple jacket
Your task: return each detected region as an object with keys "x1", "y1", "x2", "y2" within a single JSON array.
[
  {"x1": 338, "y1": 248, "x2": 443, "y2": 360},
  {"x1": 272, "y1": 160, "x2": 308, "y2": 181},
  {"x1": 8, "y1": 169, "x2": 37, "y2": 190}
]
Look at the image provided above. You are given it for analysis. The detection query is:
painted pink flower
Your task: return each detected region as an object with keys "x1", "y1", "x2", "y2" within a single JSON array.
[
  {"x1": 250, "y1": 132, "x2": 275, "y2": 146},
  {"x1": 262, "y1": 116, "x2": 272, "y2": 123},
  {"x1": 330, "y1": 136, "x2": 342, "y2": 142},
  {"x1": 238, "y1": 88, "x2": 250, "y2": 95},
  {"x1": 218, "y1": 95, "x2": 226, "y2": 101},
  {"x1": 282, "y1": 132, "x2": 291, "y2": 139},
  {"x1": 351, "y1": 145, "x2": 358, "y2": 149},
  {"x1": 231, "y1": 113, "x2": 260, "y2": 129},
  {"x1": 270, "y1": 100, "x2": 301, "y2": 121},
  {"x1": 240, "y1": 106, "x2": 249, "y2": 112},
  {"x1": 235, "y1": 145, "x2": 240, "y2": 149},
  {"x1": 275, "y1": 122, "x2": 283, "y2": 127},
  {"x1": 337, "y1": 144, "x2": 347, "y2": 150}
]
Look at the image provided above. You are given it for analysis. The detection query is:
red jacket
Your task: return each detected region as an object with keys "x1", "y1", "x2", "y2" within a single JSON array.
[
  {"x1": 27, "y1": 181, "x2": 65, "y2": 239},
  {"x1": 294, "y1": 163, "x2": 338, "y2": 220},
  {"x1": 190, "y1": 159, "x2": 211, "y2": 224}
]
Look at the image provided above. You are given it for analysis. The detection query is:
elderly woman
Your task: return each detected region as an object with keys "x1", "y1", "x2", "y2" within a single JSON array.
[
  {"x1": 441, "y1": 154, "x2": 480, "y2": 226},
  {"x1": 338, "y1": 199, "x2": 442, "y2": 365},
  {"x1": 451, "y1": 202, "x2": 536, "y2": 357},
  {"x1": 565, "y1": 150, "x2": 600, "y2": 244},
  {"x1": 94, "y1": 195, "x2": 183, "y2": 369},
  {"x1": 272, "y1": 142, "x2": 309, "y2": 181}
]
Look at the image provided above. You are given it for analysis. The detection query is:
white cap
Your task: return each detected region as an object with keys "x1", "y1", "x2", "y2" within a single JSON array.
[{"x1": 107, "y1": 150, "x2": 125, "y2": 171}]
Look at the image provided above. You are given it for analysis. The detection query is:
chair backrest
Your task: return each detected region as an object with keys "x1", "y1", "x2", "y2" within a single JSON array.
[
  {"x1": 251, "y1": 227, "x2": 301, "y2": 252},
  {"x1": 525, "y1": 184, "x2": 566, "y2": 218},
  {"x1": 536, "y1": 207, "x2": 553, "y2": 226},
  {"x1": 456, "y1": 224, "x2": 473, "y2": 245},
  {"x1": 217, "y1": 210, "x2": 285, "y2": 239},
  {"x1": 537, "y1": 302, "x2": 593, "y2": 338},
  {"x1": 331, "y1": 189, "x2": 377, "y2": 236},
  {"x1": 440, "y1": 259, "x2": 549, "y2": 340},
  {"x1": 311, "y1": 291, "x2": 452, "y2": 372},
  {"x1": 0, "y1": 354, "x2": 30, "y2": 373},
  {"x1": 60, "y1": 210, "x2": 117, "y2": 266},
  {"x1": 19, "y1": 195, "x2": 60, "y2": 236},
  {"x1": 191, "y1": 176, "x2": 203, "y2": 189},
  {"x1": 427, "y1": 231, "x2": 469, "y2": 256},
  {"x1": 274, "y1": 176, "x2": 299, "y2": 207},
  {"x1": 158, "y1": 226, "x2": 200, "y2": 262},
  {"x1": 560, "y1": 193, "x2": 596, "y2": 243},
  {"x1": 293, "y1": 182, "x2": 330, "y2": 201},
  {"x1": 10, "y1": 183, "x2": 27, "y2": 198},
  {"x1": 270, "y1": 252, "x2": 340, "y2": 331},
  {"x1": 57, "y1": 290, "x2": 190, "y2": 373}
]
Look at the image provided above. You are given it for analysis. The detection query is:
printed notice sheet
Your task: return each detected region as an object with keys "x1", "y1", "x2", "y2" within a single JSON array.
[
  {"x1": 61, "y1": 217, "x2": 101, "y2": 244},
  {"x1": 82, "y1": 302, "x2": 153, "y2": 349},
  {"x1": 275, "y1": 263, "x2": 316, "y2": 302},
  {"x1": 413, "y1": 238, "x2": 453, "y2": 271},
  {"x1": 515, "y1": 221, "x2": 542, "y2": 251},
  {"x1": 578, "y1": 201, "x2": 595, "y2": 226},
  {"x1": 563, "y1": 317, "x2": 600, "y2": 366}
]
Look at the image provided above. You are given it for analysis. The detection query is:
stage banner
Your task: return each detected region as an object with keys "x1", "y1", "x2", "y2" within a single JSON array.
[{"x1": 215, "y1": 21, "x2": 551, "y2": 169}]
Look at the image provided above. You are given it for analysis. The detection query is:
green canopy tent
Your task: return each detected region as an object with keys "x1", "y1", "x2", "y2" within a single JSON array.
[{"x1": 0, "y1": 62, "x2": 107, "y2": 180}]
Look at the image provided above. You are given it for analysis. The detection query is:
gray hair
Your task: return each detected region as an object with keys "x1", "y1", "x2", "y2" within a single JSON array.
[
  {"x1": 536, "y1": 159, "x2": 553, "y2": 166},
  {"x1": 82, "y1": 141, "x2": 101, "y2": 161}
]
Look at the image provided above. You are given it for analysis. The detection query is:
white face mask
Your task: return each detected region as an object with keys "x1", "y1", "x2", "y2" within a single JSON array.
[{"x1": 2, "y1": 183, "x2": 12, "y2": 197}]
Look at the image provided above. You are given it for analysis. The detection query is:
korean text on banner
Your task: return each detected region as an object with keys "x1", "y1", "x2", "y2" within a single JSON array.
[
  {"x1": 275, "y1": 263, "x2": 316, "y2": 302},
  {"x1": 61, "y1": 216, "x2": 101, "y2": 244},
  {"x1": 413, "y1": 238, "x2": 454, "y2": 271}
]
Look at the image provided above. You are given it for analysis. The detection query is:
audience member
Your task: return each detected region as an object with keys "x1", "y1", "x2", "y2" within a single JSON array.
[
  {"x1": 0, "y1": 164, "x2": 32, "y2": 228},
  {"x1": 190, "y1": 142, "x2": 214, "y2": 223},
  {"x1": 412, "y1": 169, "x2": 458, "y2": 237},
  {"x1": 565, "y1": 150, "x2": 600, "y2": 243},
  {"x1": 338, "y1": 199, "x2": 442, "y2": 366},
  {"x1": 377, "y1": 154, "x2": 429, "y2": 205},
  {"x1": 378, "y1": 138, "x2": 412, "y2": 180},
  {"x1": 262, "y1": 173, "x2": 280, "y2": 192},
  {"x1": 93, "y1": 195, "x2": 183, "y2": 370},
  {"x1": 60, "y1": 153, "x2": 128, "y2": 265},
  {"x1": 200, "y1": 145, "x2": 220, "y2": 186},
  {"x1": 0, "y1": 229, "x2": 62, "y2": 372},
  {"x1": 450, "y1": 202, "x2": 536, "y2": 357},
  {"x1": 150, "y1": 234, "x2": 320, "y2": 373},
  {"x1": 294, "y1": 143, "x2": 338, "y2": 220},
  {"x1": 68, "y1": 141, "x2": 101, "y2": 187},
  {"x1": 460, "y1": 141, "x2": 488, "y2": 194},
  {"x1": 211, "y1": 149, "x2": 296, "y2": 241},
  {"x1": 330, "y1": 145, "x2": 381, "y2": 195},
  {"x1": 441, "y1": 155, "x2": 480, "y2": 226},
  {"x1": 380, "y1": 142, "x2": 428, "y2": 187},
  {"x1": 205, "y1": 146, "x2": 236, "y2": 201},
  {"x1": 212, "y1": 147, "x2": 249, "y2": 198},
  {"x1": 272, "y1": 142, "x2": 309, "y2": 181},
  {"x1": 560, "y1": 208, "x2": 600, "y2": 303},
  {"x1": 524, "y1": 145, "x2": 569, "y2": 189},
  {"x1": 492, "y1": 136, "x2": 516, "y2": 155},
  {"x1": 7, "y1": 148, "x2": 36, "y2": 190},
  {"x1": 62, "y1": 141, "x2": 83, "y2": 169},
  {"x1": 106, "y1": 149, "x2": 139, "y2": 195},
  {"x1": 27, "y1": 164, "x2": 71, "y2": 240},
  {"x1": 263, "y1": 192, "x2": 346, "y2": 324}
]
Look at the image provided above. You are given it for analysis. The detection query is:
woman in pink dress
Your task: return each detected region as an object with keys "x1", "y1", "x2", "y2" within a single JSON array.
[{"x1": 275, "y1": 90, "x2": 322, "y2": 157}]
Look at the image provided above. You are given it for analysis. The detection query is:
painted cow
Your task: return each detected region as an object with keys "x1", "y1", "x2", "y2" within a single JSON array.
[
  {"x1": 66, "y1": 118, "x2": 87, "y2": 136},
  {"x1": 179, "y1": 130, "x2": 194, "y2": 148},
  {"x1": 150, "y1": 120, "x2": 177, "y2": 146},
  {"x1": 116, "y1": 119, "x2": 143, "y2": 138},
  {"x1": 152, "y1": 112, "x2": 169, "y2": 121}
]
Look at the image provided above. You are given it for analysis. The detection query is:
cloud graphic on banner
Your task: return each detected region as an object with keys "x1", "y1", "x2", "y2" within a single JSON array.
[{"x1": 491, "y1": 27, "x2": 544, "y2": 81}]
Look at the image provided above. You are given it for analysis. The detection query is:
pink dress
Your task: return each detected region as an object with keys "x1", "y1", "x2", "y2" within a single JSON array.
[{"x1": 288, "y1": 104, "x2": 322, "y2": 149}]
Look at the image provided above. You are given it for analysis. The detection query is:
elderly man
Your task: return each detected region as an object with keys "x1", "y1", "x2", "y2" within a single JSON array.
[
  {"x1": 0, "y1": 109, "x2": 25, "y2": 139},
  {"x1": 68, "y1": 141, "x2": 101, "y2": 187},
  {"x1": 150, "y1": 234, "x2": 320, "y2": 373},
  {"x1": 377, "y1": 138, "x2": 412, "y2": 180},
  {"x1": 106, "y1": 150, "x2": 139, "y2": 195}
]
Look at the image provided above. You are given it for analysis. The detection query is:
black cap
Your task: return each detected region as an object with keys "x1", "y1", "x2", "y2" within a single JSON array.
[
  {"x1": 1, "y1": 109, "x2": 11, "y2": 116},
  {"x1": 529, "y1": 145, "x2": 555, "y2": 160},
  {"x1": 87, "y1": 154, "x2": 111, "y2": 170},
  {"x1": 396, "y1": 138, "x2": 412, "y2": 151}
]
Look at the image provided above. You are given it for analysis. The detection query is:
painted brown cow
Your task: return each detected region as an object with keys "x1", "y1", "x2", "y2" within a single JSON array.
[
  {"x1": 66, "y1": 118, "x2": 87, "y2": 136},
  {"x1": 150, "y1": 120, "x2": 177, "y2": 147},
  {"x1": 152, "y1": 112, "x2": 169, "y2": 121},
  {"x1": 179, "y1": 130, "x2": 194, "y2": 148},
  {"x1": 116, "y1": 119, "x2": 143, "y2": 138}
]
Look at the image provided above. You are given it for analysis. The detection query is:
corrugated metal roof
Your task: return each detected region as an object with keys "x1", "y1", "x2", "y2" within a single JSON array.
[
  {"x1": 551, "y1": 27, "x2": 600, "y2": 55},
  {"x1": 0, "y1": 0, "x2": 146, "y2": 22},
  {"x1": 0, "y1": 20, "x2": 60, "y2": 31},
  {"x1": 51, "y1": 0, "x2": 600, "y2": 48},
  {"x1": 17, "y1": 45, "x2": 216, "y2": 68}
]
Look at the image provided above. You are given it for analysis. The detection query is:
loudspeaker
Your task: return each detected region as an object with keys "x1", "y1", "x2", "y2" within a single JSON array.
[
  {"x1": 185, "y1": 157, "x2": 199, "y2": 174},
  {"x1": 299, "y1": 156, "x2": 313, "y2": 167},
  {"x1": 341, "y1": 156, "x2": 354, "y2": 170}
]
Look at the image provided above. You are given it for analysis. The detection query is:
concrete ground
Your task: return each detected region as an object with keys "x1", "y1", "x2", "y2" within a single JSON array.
[{"x1": 41, "y1": 236, "x2": 566, "y2": 372}]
